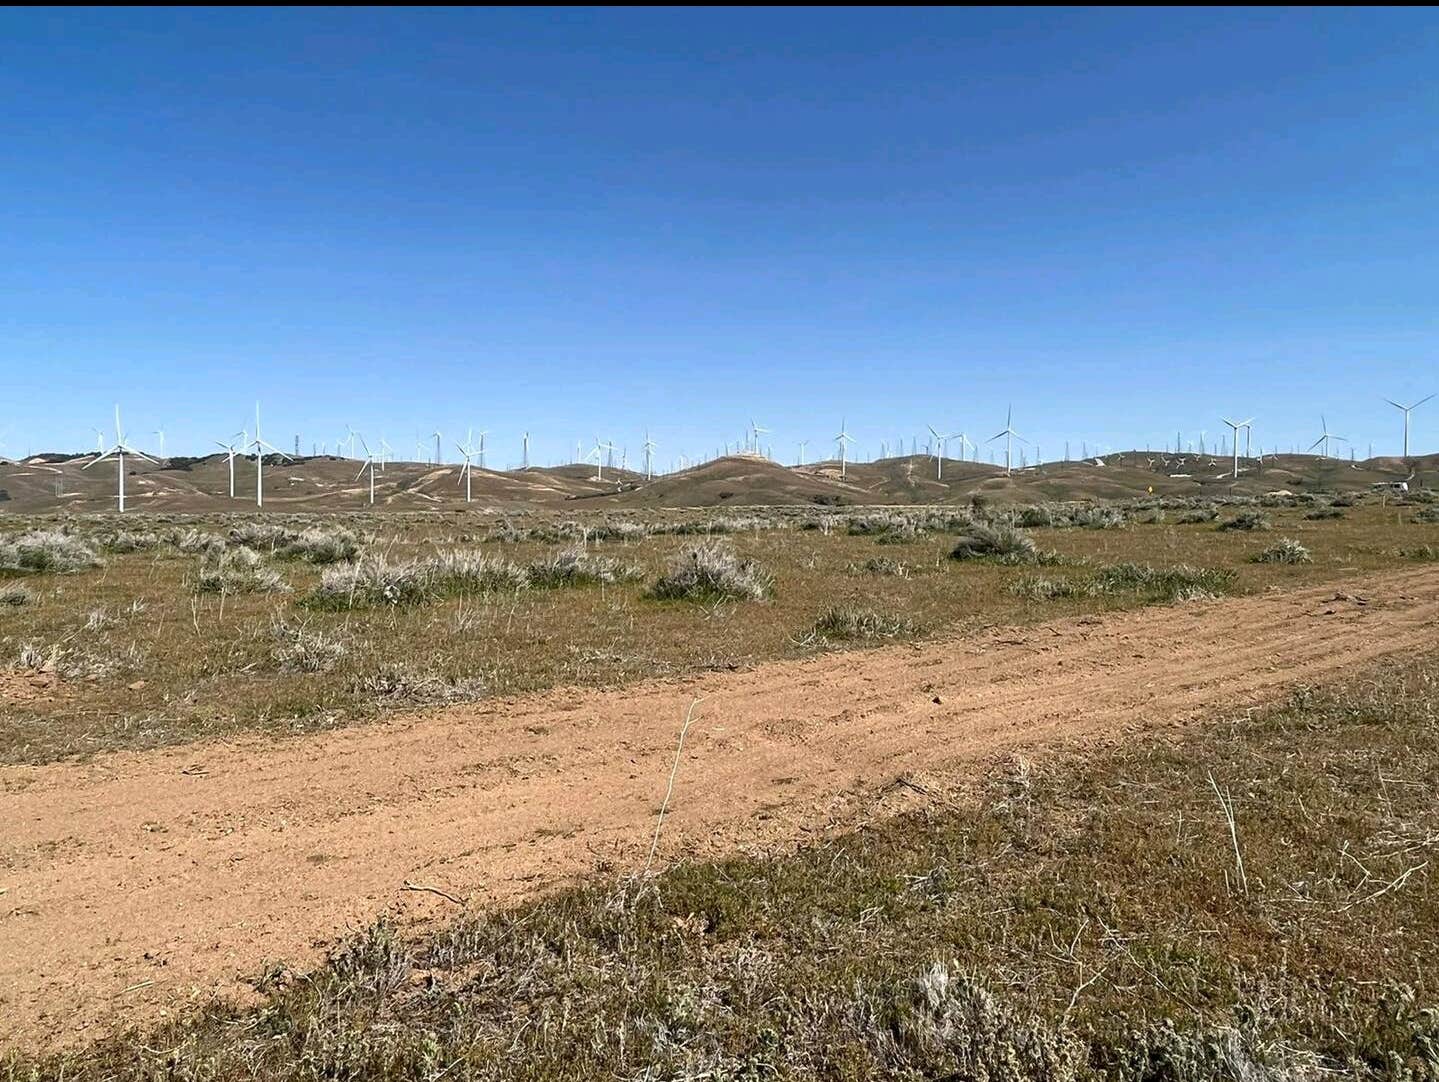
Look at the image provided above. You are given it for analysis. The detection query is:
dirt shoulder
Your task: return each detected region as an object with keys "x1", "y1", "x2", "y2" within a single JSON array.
[{"x1": 3, "y1": 565, "x2": 1436, "y2": 1050}]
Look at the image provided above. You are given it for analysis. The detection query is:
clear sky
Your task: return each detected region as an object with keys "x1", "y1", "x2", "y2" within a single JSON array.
[{"x1": 3, "y1": 7, "x2": 1437, "y2": 466}]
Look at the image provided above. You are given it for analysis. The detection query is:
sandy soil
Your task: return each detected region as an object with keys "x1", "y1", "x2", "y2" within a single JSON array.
[{"x1": 3, "y1": 565, "x2": 1436, "y2": 1050}]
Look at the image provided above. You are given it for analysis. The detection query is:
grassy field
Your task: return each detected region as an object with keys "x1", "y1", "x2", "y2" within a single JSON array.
[
  {"x1": 7, "y1": 652, "x2": 1436, "y2": 1079},
  {"x1": 3, "y1": 495, "x2": 1437, "y2": 766}
]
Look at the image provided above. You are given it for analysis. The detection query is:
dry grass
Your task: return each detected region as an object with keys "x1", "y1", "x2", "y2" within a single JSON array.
[{"x1": 0, "y1": 502, "x2": 1434, "y2": 765}]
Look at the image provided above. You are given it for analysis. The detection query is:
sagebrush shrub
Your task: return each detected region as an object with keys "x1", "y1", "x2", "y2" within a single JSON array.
[
  {"x1": 651, "y1": 542, "x2": 772, "y2": 601},
  {"x1": 196, "y1": 548, "x2": 290, "y2": 595},
  {"x1": 526, "y1": 547, "x2": 643, "y2": 587},
  {"x1": 1253, "y1": 538, "x2": 1311, "y2": 564},
  {"x1": 1218, "y1": 510, "x2": 1269, "y2": 532},
  {"x1": 0, "y1": 583, "x2": 33, "y2": 606},
  {"x1": 808, "y1": 605, "x2": 917, "y2": 641},
  {"x1": 278, "y1": 527, "x2": 363, "y2": 565},
  {"x1": 950, "y1": 523, "x2": 1038, "y2": 564},
  {"x1": 0, "y1": 530, "x2": 103, "y2": 574}
]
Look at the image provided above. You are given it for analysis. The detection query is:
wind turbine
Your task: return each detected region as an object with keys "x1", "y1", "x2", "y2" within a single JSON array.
[
  {"x1": 588, "y1": 438, "x2": 615, "y2": 481},
  {"x1": 475, "y1": 430, "x2": 489, "y2": 469},
  {"x1": 834, "y1": 420, "x2": 855, "y2": 479},
  {"x1": 455, "y1": 435, "x2": 480, "y2": 502},
  {"x1": 215, "y1": 430, "x2": 247, "y2": 498},
  {"x1": 355, "y1": 436, "x2": 378, "y2": 505},
  {"x1": 153, "y1": 428, "x2": 166, "y2": 459},
  {"x1": 84, "y1": 406, "x2": 155, "y2": 513},
  {"x1": 432, "y1": 430, "x2": 443, "y2": 465},
  {"x1": 955, "y1": 432, "x2": 975, "y2": 463},
  {"x1": 521, "y1": 432, "x2": 531, "y2": 470},
  {"x1": 1309, "y1": 415, "x2": 1347, "y2": 459},
  {"x1": 643, "y1": 431, "x2": 658, "y2": 480},
  {"x1": 927, "y1": 424, "x2": 956, "y2": 481},
  {"x1": 987, "y1": 406, "x2": 1027, "y2": 477},
  {"x1": 797, "y1": 440, "x2": 809, "y2": 466},
  {"x1": 378, "y1": 436, "x2": 393, "y2": 473},
  {"x1": 1385, "y1": 394, "x2": 1434, "y2": 458},
  {"x1": 750, "y1": 419, "x2": 770, "y2": 456},
  {"x1": 1221, "y1": 417, "x2": 1253, "y2": 479},
  {"x1": 249, "y1": 403, "x2": 291, "y2": 508}
]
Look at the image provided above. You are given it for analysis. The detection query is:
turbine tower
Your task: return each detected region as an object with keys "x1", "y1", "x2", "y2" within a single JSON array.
[
  {"x1": 1385, "y1": 394, "x2": 1434, "y2": 458},
  {"x1": 84, "y1": 406, "x2": 155, "y2": 513},
  {"x1": 588, "y1": 438, "x2": 615, "y2": 481},
  {"x1": 455, "y1": 434, "x2": 481, "y2": 502},
  {"x1": 750, "y1": 419, "x2": 770, "y2": 457},
  {"x1": 834, "y1": 420, "x2": 855, "y2": 479},
  {"x1": 1221, "y1": 417, "x2": 1252, "y2": 479},
  {"x1": 249, "y1": 403, "x2": 291, "y2": 508},
  {"x1": 215, "y1": 430, "x2": 247, "y2": 499},
  {"x1": 355, "y1": 436, "x2": 378, "y2": 505},
  {"x1": 642, "y1": 431, "x2": 658, "y2": 480},
  {"x1": 927, "y1": 424, "x2": 956, "y2": 481},
  {"x1": 987, "y1": 406, "x2": 1027, "y2": 477}
]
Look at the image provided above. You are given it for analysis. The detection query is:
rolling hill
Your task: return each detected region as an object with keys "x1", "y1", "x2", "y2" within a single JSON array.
[{"x1": 1, "y1": 449, "x2": 1431, "y2": 515}]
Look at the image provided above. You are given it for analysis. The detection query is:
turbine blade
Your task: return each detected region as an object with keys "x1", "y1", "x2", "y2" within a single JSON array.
[{"x1": 1416, "y1": 393, "x2": 1436, "y2": 409}]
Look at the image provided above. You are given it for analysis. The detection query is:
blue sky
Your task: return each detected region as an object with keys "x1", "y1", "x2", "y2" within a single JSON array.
[{"x1": 2, "y1": 8, "x2": 1437, "y2": 465}]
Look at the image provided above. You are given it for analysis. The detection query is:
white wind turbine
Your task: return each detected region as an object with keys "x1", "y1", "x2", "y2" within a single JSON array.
[
  {"x1": 93, "y1": 428, "x2": 106, "y2": 454},
  {"x1": 927, "y1": 424, "x2": 956, "y2": 480},
  {"x1": 455, "y1": 434, "x2": 481, "y2": 502},
  {"x1": 643, "y1": 431, "x2": 658, "y2": 480},
  {"x1": 588, "y1": 438, "x2": 616, "y2": 481},
  {"x1": 1385, "y1": 394, "x2": 1434, "y2": 458},
  {"x1": 355, "y1": 436, "x2": 378, "y2": 505},
  {"x1": 432, "y1": 430, "x2": 443, "y2": 465},
  {"x1": 750, "y1": 419, "x2": 770, "y2": 456},
  {"x1": 521, "y1": 432, "x2": 531, "y2": 470},
  {"x1": 249, "y1": 403, "x2": 291, "y2": 508},
  {"x1": 1309, "y1": 414, "x2": 1347, "y2": 459},
  {"x1": 474, "y1": 430, "x2": 489, "y2": 469},
  {"x1": 84, "y1": 406, "x2": 155, "y2": 513},
  {"x1": 378, "y1": 436, "x2": 393, "y2": 473},
  {"x1": 797, "y1": 439, "x2": 809, "y2": 466},
  {"x1": 1221, "y1": 417, "x2": 1253, "y2": 479},
  {"x1": 153, "y1": 428, "x2": 166, "y2": 459},
  {"x1": 987, "y1": 406, "x2": 1027, "y2": 477},
  {"x1": 215, "y1": 429, "x2": 247, "y2": 498},
  {"x1": 834, "y1": 420, "x2": 855, "y2": 478}
]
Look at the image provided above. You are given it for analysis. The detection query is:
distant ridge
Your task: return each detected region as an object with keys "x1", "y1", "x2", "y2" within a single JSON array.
[{"x1": 1, "y1": 450, "x2": 1433, "y2": 514}]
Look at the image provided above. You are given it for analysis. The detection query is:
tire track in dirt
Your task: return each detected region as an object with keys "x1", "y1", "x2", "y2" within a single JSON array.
[{"x1": 2, "y1": 565, "x2": 1436, "y2": 1050}]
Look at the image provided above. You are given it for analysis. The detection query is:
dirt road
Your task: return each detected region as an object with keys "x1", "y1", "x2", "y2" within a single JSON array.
[{"x1": 4, "y1": 565, "x2": 1437, "y2": 1049}]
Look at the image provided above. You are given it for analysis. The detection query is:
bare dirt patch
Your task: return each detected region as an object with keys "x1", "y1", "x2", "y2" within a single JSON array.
[{"x1": 2, "y1": 565, "x2": 1437, "y2": 1050}]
